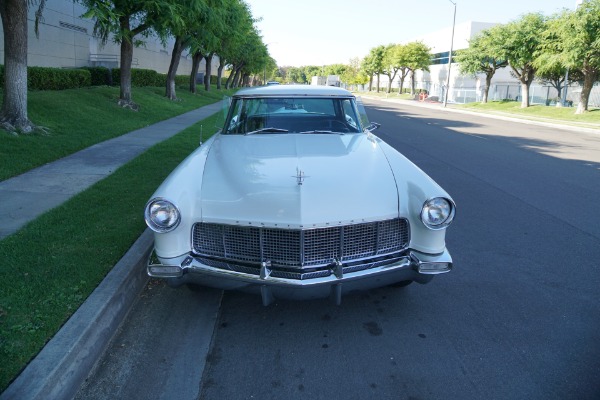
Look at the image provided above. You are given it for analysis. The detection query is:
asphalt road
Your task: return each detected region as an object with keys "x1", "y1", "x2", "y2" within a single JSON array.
[{"x1": 77, "y1": 99, "x2": 600, "y2": 400}]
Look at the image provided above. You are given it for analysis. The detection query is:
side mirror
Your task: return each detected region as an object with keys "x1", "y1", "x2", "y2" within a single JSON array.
[{"x1": 365, "y1": 122, "x2": 381, "y2": 132}]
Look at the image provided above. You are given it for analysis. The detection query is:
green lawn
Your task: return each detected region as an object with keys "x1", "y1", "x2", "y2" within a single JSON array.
[
  {"x1": 0, "y1": 86, "x2": 233, "y2": 181},
  {"x1": 0, "y1": 84, "x2": 233, "y2": 391},
  {"x1": 457, "y1": 100, "x2": 600, "y2": 126}
]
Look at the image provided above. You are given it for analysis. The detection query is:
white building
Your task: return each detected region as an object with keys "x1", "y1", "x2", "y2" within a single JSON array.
[
  {"x1": 0, "y1": 0, "x2": 219, "y2": 77},
  {"x1": 378, "y1": 20, "x2": 598, "y2": 106}
]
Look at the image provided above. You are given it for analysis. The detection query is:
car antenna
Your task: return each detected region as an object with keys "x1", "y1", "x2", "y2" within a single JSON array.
[{"x1": 200, "y1": 125, "x2": 203, "y2": 146}]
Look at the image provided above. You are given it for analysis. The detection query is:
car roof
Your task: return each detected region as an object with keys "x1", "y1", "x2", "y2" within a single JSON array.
[{"x1": 233, "y1": 84, "x2": 354, "y2": 98}]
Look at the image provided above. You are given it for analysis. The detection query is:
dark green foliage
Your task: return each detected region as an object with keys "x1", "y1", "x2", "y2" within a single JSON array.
[
  {"x1": 156, "y1": 73, "x2": 189, "y2": 86},
  {"x1": 0, "y1": 65, "x2": 196, "y2": 89},
  {"x1": 28, "y1": 67, "x2": 91, "y2": 90},
  {"x1": 81, "y1": 66, "x2": 112, "y2": 86},
  {"x1": 0, "y1": 66, "x2": 92, "y2": 90},
  {"x1": 111, "y1": 68, "x2": 161, "y2": 87}
]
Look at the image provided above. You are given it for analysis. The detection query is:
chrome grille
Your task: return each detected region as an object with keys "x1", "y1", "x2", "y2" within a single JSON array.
[{"x1": 192, "y1": 218, "x2": 409, "y2": 269}]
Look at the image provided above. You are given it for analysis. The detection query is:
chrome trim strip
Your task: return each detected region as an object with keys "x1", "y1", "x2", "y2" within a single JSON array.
[{"x1": 147, "y1": 248, "x2": 453, "y2": 284}]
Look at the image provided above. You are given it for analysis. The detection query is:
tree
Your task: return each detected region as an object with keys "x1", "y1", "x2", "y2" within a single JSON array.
[
  {"x1": 455, "y1": 26, "x2": 508, "y2": 103},
  {"x1": 215, "y1": 0, "x2": 253, "y2": 89},
  {"x1": 360, "y1": 55, "x2": 375, "y2": 91},
  {"x1": 534, "y1": 62, "x2": 583, "y2": 104},
  {"x1": 0, "y1": 0, "x2": 46, "y2": 134},
  {"x1": 365, "y1": 46, "x2": 385, "y2": 92},
  {"x1": 382, "y1": 44, "x2": 403, "y2": 93},
  {"x1": 164, "y1": 0, "x2": 213, "y2": 100},
  {"x1": 225, "y1": 26, "x2": 268, "y2": 88},
  {"x1": 303, "y1": 65, "x2": 321, "y2": 81},
  {"x1": 536, "y1": 1, "x2": 600, "y2": 113},
  {"x1": 286, "y1": 67, "x2": 306, "y2": 84},
  {"x1": 80, "y1": 0, "x2": 185, "y2": 109},
  {"x1": 495, "y1": 13, "x2": 546, "y2": 108},
  {"x1": 341, "y1": 58, "x2": 368, "y2": 90},
  {"x1": 403, "y1": 41, "x2": 432, "y2": 95},
  {"x1": 323, "y1": 64, "x2": 348, "y2": 77}
]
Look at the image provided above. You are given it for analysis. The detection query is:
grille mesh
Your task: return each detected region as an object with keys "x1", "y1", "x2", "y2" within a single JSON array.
[{"x1": 192, "y1": 218, "x2": 409, "y2": 269}]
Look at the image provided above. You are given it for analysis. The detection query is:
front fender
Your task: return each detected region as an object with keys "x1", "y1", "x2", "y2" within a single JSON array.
[
  {"x1": 376, "y1": 137, "x2": 453, "y2": 254},
  {"x1": 149, "y1": 135, "x2": 217, "y2": 258}
]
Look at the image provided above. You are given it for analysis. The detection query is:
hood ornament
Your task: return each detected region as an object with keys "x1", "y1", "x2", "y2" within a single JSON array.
[{"x1": 293, "y1": 168, "x2": 308, "y2": 185}]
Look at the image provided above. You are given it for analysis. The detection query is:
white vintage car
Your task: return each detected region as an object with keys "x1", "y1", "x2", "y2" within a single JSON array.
[{"x1": 144, "y1": 85, "x2": 455, "y2": 305}]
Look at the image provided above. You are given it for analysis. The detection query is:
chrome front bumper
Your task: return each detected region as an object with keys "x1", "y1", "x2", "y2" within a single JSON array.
[{"x1": 147, "y1": 249, "x2": 453, "y2": 305}]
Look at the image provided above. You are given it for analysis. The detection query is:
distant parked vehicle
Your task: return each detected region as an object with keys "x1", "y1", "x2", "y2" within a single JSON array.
[{"x1": 144, "y1": 85, "x2": 456, "y2": 305}]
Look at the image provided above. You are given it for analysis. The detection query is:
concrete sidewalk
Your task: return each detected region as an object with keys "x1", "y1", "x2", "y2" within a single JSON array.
[
  {"x1": 0, "y1": 101, "x2": 223, "y2": 400},
  {"x1": 0, "y1": 101, "x2": 222, "y2": 239}
]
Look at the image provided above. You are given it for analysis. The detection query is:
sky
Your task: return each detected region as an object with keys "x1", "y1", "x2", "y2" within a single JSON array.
[{"x1": 246, "y1": 0, "x2": 580, "y2": 67}]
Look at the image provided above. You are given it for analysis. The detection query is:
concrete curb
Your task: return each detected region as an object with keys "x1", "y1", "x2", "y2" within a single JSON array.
[{"x1": 1, "y1": 230, "x2": 154, "y2": 400}]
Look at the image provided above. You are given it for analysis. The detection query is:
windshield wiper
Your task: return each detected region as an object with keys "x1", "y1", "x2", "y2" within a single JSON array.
[
  {"x1": 245, "y1": 127, "x2": 289, "y2": 135},
  {"x1": 298, "y1": 130, "x2": 345, "y2": 135}
]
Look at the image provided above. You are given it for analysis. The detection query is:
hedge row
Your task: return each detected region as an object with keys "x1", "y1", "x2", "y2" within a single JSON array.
[
  {"x1": 0, "y1": 65, "x2": 208, "y2": 91},
  {"x1": 0, "y1": 66, "x2": 92, "y2": 90}
]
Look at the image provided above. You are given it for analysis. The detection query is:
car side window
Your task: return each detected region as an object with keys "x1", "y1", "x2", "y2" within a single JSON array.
[{"x1": 342, "y1": 99, "x2": 360, "y2": 131}]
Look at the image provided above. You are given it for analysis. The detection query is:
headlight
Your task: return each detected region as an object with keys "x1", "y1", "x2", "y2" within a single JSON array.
[
  {"x1": 145, "y1": 198, "x2": 181, "y2": 233},
  {"x1": 420, "y1": 197, "x2": 455, "y2": 230}
]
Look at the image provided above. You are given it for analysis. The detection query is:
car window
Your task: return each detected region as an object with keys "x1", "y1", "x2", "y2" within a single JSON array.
[
  {"x1": 223, "y1": 97, "x2": 362, "y2": 135},
  {"x1": 342, "y1": 99, "x2": 360, "y2": 130}
]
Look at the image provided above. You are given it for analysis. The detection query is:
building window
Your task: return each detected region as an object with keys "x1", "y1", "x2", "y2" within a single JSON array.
[{"x1": 430, "y1": 51, "x2": 457, "y2": 65}]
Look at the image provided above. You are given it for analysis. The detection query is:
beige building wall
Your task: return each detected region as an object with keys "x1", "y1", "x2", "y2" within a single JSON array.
[{"x1": 0, "y1": 0, "x2": 219, "y2": 75}]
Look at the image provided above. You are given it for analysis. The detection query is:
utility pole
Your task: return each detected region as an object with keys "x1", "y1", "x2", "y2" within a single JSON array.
[{"x1": 443, "y1": 0, "x2": 456, "y2": 108}]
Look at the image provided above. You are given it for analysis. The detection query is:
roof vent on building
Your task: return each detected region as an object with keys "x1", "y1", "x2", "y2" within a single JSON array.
[{"x1": 59, "y1": 21, "x2": 88, "y2": 34}]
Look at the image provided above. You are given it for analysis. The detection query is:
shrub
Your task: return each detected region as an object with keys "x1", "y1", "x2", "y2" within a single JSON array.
[
  {"x1": 111, "y1": 68, "x2": 161, "y2": 87},
  {"x1": 156, "y1": 73, "x2": 193, "y2": 87},
  {"x1": 0, "y1": 66, "x2": 91, "y2": 90},
  {"x1": 28, "y1": 67, "x2": 91, "y2": 90},
  {"x1": 81, "y1": 66, "x2": 112, "y2": 86}
]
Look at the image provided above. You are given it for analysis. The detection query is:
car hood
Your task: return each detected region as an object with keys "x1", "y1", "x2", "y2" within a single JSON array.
[{"x1": 200, "y1": 133, "x2": 399, "y2": 228}]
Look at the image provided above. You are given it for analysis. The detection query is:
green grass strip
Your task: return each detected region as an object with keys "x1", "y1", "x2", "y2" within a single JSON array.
[
  {"x1": 0, "y1": 113, "x2": 220, "y2": 391},
  {"x1": 458, "y1": 100, "x2": 600, "y2": 126}
]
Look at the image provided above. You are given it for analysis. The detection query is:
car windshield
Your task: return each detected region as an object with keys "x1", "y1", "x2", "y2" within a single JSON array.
[{"x1": 223, "y1": 97, "x2": 363, "y2": 135}]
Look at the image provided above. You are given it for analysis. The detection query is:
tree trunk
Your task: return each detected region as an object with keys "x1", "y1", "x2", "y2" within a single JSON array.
[
  {"x1": 166, "y1": 36, "x2": 183, "y2": 100},
  {"x1": 236, "y1": 69, "x2": 244, "y2": 87},
  {"x1": 204, "y1": 52, "x2": 214, "y2": 91},
  {"x1": 386, "y1": 74, "x2": 392, "y2": 93},
  {"x1": 482, "y1": 73, "x2": 493, "y2": 104},
  {"x1": 0, "y1": 0, "x2": 34, "y2": 133},
  {"x1": 225, "y1": 64, "x2": 235, "y2": 89},
  {"x1": 376, "y1": 74, "x2": 380, "y2": 93},
  {"x1": 118, "y1": 16, "x2": 136, "y2": 109},
  {"x1": 511, "y1": 65, "x2": 535, "y2": 108},
  {"x1": 519, "y1": 82, "x2": 530, "y2": 108},
  {"x1": 368, "y1": 75, "x2": 373, "y2": 91},
  {"x1": 410, "y1": 70, "x2": 416, "y2": 96},
  {"x1": 231, "y1": 64, "x2": 243, "y2": 88},
  {"x1": 232, "y1": 68, "x2": 242, "y2": 88},
  {"x1": 189, "y1": 50, "x2": 203, "y2": 94},
  {"x1": 217, "y1": 57, "x2": 226, "y2": 90},
  {"x1": 576, "y1": 64, "x2": 598, "y2": 114}
]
